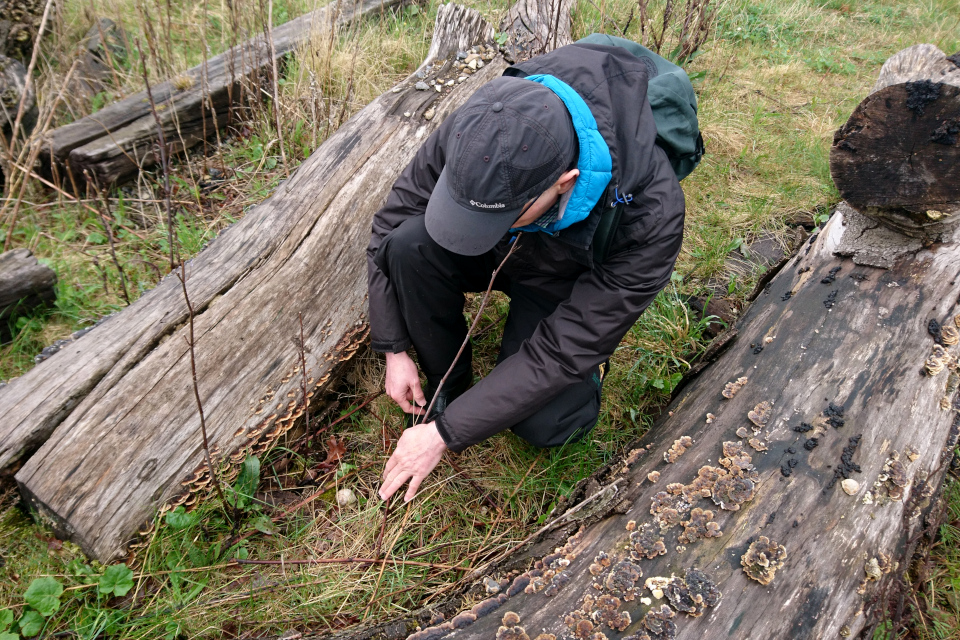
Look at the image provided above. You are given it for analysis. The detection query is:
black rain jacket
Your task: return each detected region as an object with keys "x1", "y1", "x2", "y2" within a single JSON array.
[{"x1": 366, "y1": 42, "x2": 686, "y2": 452}]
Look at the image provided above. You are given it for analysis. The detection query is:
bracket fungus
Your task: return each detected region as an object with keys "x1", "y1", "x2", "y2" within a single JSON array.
[
  {"x1": 496, "y1": 611, "x2": 530, "y2": 640},
  {"x1": 591, "y1": 594, "x2": 632, "y2": 631},
  {"x1": 631, "y1": 523, "x2": 668, "y2": 560},
  {"x1": 664, "y1": 436, "x2": 693, "y2": 463},
  {"x1": 747, "y1": 401, "x2": 772, "y2": 430},
  {"x1": 678, "y1": 508, "x2": 723, "y2": 544},
  {"x1": 650, "y1": 491, "x2": 687, "y2": 529},
  {"x1": 664, "y1": 568, "x2": 722, "y2": 617},
  {"x1": 640, "y1": 604, "x2": 677, "y2": 640},
  {"x1": 741, "y1": 536, "x2": 787, "y2": 585},
  {"x1": 864, "y1": 451, "x2": 909, "y2": 504},
  {"x1": 604, "y1": 560, "x2": 643, "y2": 600},
  {"x1": 857, "y1": 553, "x2": 898, "y2": 593},
  {"x1": 722, "y1": 377, "x2": 748, "y2": 399}
]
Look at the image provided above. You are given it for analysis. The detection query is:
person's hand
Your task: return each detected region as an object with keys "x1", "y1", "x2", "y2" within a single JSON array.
[
  {"x1": 385, "y1": 351, "x2": 426, "y2": 418},
  {"x1": 380, "y1": 421, "x2": 447, "y2": 502}
]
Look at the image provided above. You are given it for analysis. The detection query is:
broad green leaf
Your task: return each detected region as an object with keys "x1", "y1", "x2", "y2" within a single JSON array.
[
  {"x1": 0, "y1": 632, "x2": 20, "y2": 640},
  {"x1": 165, "y1": 506, "x2": 197, "y2": 530},
  {"x1": 23, "y1": 578, "x2": 62, "y2": 617},
  {"x1": 98, "y1": 564, "x2": 135, "y2": 597},
  {"x1": 0, "y1": 610, "x2": 13, "y2": 631},
  {"x1": 18, "y1": 610, "x2": 43, "y2": 637}
]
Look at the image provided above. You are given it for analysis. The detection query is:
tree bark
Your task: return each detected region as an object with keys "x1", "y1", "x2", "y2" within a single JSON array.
[
  {"x1": 830, "y1": 44, "x2": 960, "y2": 238},
  {"x1": 39, "y1": 0, "x2": 400, "y2": 188},
  {"x1": 0, "y1": 248, "x2": 56, "y2": 339},
  {"x1": 4, "y1": 0, "x2": 571, "y2": 563}
]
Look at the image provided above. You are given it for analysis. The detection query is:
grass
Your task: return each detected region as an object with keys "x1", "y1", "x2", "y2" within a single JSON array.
[{"x1": 1, "y1": 0, "x2": 960, "y2": 637}]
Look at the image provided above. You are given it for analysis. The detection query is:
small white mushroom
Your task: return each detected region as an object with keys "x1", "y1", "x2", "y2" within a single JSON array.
[{"x1": 841, "y1": 479, "x2": 860, "y2": 495}]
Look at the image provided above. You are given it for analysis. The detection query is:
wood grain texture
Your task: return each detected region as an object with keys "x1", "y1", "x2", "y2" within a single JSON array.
[
  {"x1": 41, "y1": 0, "x2": 399, "y2": 186},
  {"x1": 0, "y1": 248, "x2": 56, "y2": 328},
  {"x1": 7, "y1": 0, "x2": 575, "y2": 563},
  {"x1": 376, "y1": 211, "x2": 960, "y2": 640},
  {"x1": 831, "y1": 44, "x2": 960, "y2": 233}
]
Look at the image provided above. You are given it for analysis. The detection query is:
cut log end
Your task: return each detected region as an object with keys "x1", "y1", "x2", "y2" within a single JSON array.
[{"x1": 830, "y1": 44, "x2": 960, "y2": 240}]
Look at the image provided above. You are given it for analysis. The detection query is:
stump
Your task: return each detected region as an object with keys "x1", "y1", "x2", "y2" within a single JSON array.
[
  {"x1": 0, "y1": 248, "x2": 56, "y2": 340},
  {"x1": 4, "y1": 0, "x2": 569, "y2": 563},
  {"x1": 830, "y1": 44, "x2": 960, "y2": 239}
]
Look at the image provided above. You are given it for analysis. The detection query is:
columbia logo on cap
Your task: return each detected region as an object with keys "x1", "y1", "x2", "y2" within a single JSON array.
[{"x1": 469, "y1": 200, "x2": 506, "y2": 209}]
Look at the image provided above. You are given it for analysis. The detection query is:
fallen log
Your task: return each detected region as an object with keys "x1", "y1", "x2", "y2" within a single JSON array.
[
  {"x1": 334, "y1": 203, "x2": 960, "y2": 640},
  {"x1": 5, "y1": 0, "x2": 569, "y2": 562},
  {"x1": 830, "y1": 44, "x2": 960, "y2": 238},
  {"x1": 315, "y1": 49, "x2": 960, "y2": 640},
  {"x1": 0, "y1": 248, "x2": 56, "y2": 339},
  {"x1": 39, "y1": 0, "x2": 399, "y2": 188}
]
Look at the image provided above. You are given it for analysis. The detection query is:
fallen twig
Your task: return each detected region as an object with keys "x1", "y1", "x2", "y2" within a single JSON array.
[{"x1": 234, "y1": 556, "x2": 466, "y2": 572}]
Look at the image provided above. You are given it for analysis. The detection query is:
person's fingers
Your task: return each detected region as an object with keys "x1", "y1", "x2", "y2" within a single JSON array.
[
  {"x1": 404, "y1": 474, "x2": 426, "y2": 503},
  {"x1": 383, "y1": 447, "x2": 401, "y2": 478},
  {"x1": 413, "y1": 380, "x2": 426, "y2": 407},
  {"x1": 395, "y1": 398, "x2": 416, "y2": 414},
  {"x1": 379, "y1": 469, "x2": 411, "y2": 501}
]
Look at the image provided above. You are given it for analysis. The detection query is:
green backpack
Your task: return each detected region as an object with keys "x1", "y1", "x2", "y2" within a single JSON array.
[{"x1": 577, "y1": 33, "x2": 704, "y2": 181}]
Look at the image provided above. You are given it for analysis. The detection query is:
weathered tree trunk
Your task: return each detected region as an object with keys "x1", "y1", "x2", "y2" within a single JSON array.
[
  {"x1": 830, "y1": 44, "x2": 960, "y2": 237},
  {"x1": 3, "y1": 0, "x2": 570, "y2": 563},
  {"x1": 39, "y1": 0, "x2": 399, "y2": 188},
  {"x1": 0, "y1": 248, "x2": 55, "y2": 339}
]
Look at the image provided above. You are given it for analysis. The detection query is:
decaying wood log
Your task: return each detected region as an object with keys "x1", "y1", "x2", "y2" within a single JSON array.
[
  {"x1": 0, "y1": 248, "x2": 56, "y2": 338},
  {"x1": 39, "y1": 0, "x2": 399, "y2": 188},
  {"x1": 331, "y1": 200, "x2": 960, "y2": 640},
  {"x1": 830, "y1": 44, "x2": 960, "y2": 238},
  {"x1": 4, "y1": 0, "x2": 571, "y2": 563}
]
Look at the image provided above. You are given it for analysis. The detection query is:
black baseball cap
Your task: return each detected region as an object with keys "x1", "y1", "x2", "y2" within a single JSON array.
[{"x1": 425, "y1": 76, "x2": 577, "y2": 256}]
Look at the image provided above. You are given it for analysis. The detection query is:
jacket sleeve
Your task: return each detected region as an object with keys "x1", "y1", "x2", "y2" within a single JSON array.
[
  {"x1": 367, "y1": 117, "x2": 454, "y2": 353},
  {"x1": 435, "y1": 173, "x2": 685, "y2": 452}
]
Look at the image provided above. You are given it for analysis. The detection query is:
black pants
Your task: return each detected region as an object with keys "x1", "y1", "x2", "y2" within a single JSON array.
[{"x1": 376, "y1": 216, "x2": 603, "y2": 448}]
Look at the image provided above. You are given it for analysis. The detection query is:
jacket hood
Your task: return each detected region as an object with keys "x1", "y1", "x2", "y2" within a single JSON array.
[
  {"x1": 504, "y1": 43, "x2": 659, "y2": 249},
  {"x1": 511, "y1": 74, "x2": 613, "y2": 235}
]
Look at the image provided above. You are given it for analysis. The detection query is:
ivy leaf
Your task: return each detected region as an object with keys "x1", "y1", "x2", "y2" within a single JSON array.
[
  {"x1": 24, "y1": 577, "x2": 63, "y2": 617},
  {"x1": 0, "y1": 609, "x2": 13, "y2": 631},
  {"x1": 99, "y1": 564, "x2": 135, "y2": 597},
  {"x1": 18, "y1": 609, "x2": 44, "y2": 637}
]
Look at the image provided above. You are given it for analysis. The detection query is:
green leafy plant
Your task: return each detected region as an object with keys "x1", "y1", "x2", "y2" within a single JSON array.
[
  {"x1": 17, "y1": 610, "x2": 43, "y2": 637},
  {"x1": 0, "y1": 609, "x2": 18, "y2": 640},
  {"x1": 226, "y1": 456, "x2": 260, "y2": 511},
  {"x1": 98, "y1": 564, "x2": 135, "y2": 598},
  {"x1": 24, "y1": 577, "x2": 63, "y2": 617}
]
